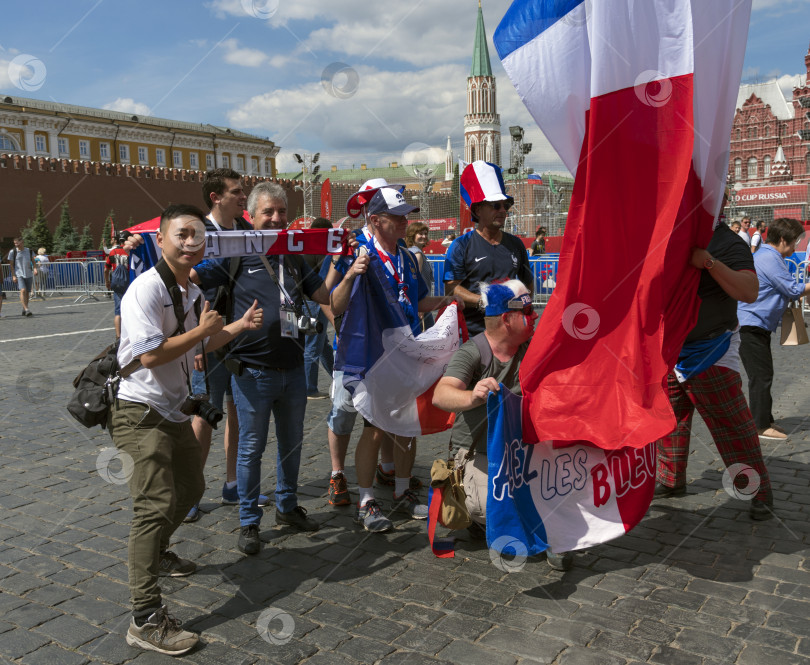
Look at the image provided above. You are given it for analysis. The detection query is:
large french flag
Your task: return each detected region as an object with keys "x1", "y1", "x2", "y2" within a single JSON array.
[
  {"x1": 487, "y1": 386, "x2": 655, "y2": 556},
  {"x1": 335, "y1": 256, "x2": 462, "y2": 436},
  {"x1": 494, "y1": 0, "x2": 751, "y2": 448}
]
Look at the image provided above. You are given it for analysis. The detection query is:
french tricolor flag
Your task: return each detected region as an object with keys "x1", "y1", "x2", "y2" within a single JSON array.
[{"x1": 494, "y1": 0, "x2": 751, "y2": 449}]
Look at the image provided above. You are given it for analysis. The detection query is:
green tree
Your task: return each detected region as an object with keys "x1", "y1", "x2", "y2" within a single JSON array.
[
  {"x1": 19, "y1": 192, "x2": 53, "y2": 253},
  {"x1": 99, "y1": 209, "x2": 115, "y2": 250},
  {"x1": 52, "y1": 201, "x2": 81, "y2": 255},
  {"x1": 78, "y1": 224, "x2": 94, "y2": 251}
]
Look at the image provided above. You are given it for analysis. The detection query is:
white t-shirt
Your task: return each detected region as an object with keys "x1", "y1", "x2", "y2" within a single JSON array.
[
  {"x1": 750, "y1": 231, "x2": 762, "y2": 251},
  {"x1": 117, "y1": 267, "x2": 205, "y2": 422},
  {"x1": 737, "y1": 229, "x2": 751, "y2": 246}
]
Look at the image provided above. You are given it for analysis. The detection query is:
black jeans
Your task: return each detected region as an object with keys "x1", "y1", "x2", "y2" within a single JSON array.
[{"x1": 739, "y1": 326, "x2": 774, "y2": 430}]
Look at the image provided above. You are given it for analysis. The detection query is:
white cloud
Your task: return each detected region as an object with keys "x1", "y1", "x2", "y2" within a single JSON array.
[
  {"x1": 776, "y1": 72, "x2": 807, "y2": 99},
  {"x1": 221, "y1": 38, "x2": 269, "y2": 67},
  {"x1": 753, "y1": 0, "x2": 810, "y2": 10},
  {"x1": 102, "y1": 98, "x2": 152, "y2": 116},
  {"x1": 228, "y1": 64, "x2": 468, "y2": 152},
  {"x1": 228, "y1": 58, "x2": 568, "y2": 176}
]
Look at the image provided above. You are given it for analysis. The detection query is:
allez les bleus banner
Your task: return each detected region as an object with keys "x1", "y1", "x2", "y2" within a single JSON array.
[{"x1": 487, "y1": 387, "x2": 655, "y2": 556}]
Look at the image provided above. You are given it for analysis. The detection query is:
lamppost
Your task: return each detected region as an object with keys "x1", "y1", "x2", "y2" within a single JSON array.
[
  {"x1": 508, "y1": 126, "x2": 532, "y2": 235},
  {"x1": 293, "y1": 152, "x2": 321, "y2": 223},
  {"x1": 413, "y1": 165, "x2": 436, "y2": 221}
]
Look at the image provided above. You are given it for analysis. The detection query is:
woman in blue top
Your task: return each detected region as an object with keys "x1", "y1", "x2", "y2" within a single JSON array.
[{"x1": 738, "y1": 217, "x2": 810, "y2": 441}]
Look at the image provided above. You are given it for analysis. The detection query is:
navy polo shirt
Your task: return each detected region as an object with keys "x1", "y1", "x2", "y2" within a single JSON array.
[
  {"x1": 196, "y1": 254, "x2": 323, "y2": 369},
  {"x1": 443, "y1": 229, "x2": 532, "y2": 334}
]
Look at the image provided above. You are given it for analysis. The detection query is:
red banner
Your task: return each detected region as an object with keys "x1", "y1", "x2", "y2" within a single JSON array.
[{"x1": 321, "y1": 178, "x2": 332, "y2": 220}]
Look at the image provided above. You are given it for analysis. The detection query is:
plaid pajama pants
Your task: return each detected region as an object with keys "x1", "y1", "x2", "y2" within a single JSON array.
[{"x1": 655, "y1": 365, "x2": 771, "y2": 503}]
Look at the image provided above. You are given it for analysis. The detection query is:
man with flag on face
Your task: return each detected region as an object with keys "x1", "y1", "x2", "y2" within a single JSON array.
[
  {"x1": 331, "y1": 187, "x2": 454, "y2": 532},
  {"x1": 443, "y1": 161, "x2": 533, "y2": 336},
  {"x1": 431, "y1": 279, "x2": 572, "y2": 570}
]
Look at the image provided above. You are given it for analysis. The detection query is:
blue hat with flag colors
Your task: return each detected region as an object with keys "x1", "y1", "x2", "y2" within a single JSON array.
[
  {"x1": 481, "y1": 279, "x2": 531, "y2": 316},
  {"x1": 366, "y1": 187, "x2": 419, "y2": 217},
  {"x1": 460, "y1": 161, "x2": 513, "y2": 207}
]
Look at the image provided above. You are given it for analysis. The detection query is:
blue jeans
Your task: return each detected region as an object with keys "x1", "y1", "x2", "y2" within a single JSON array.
[
  {"x1": 191, "y1": 352, "x2": 232, "y2": 410},
  {"x1": 231, "y1": 365, "x2": 307, "y2": 525},
  {"x1": 302, "y1": 300, "x2": 334, "y2": 394}
]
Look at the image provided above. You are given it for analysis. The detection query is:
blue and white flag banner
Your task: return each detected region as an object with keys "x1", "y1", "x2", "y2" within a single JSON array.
[{"x1": 487, "y1": 386, "x2": 656, "y2": 556}]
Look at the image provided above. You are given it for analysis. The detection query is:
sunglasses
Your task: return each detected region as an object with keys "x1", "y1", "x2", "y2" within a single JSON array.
[
  {"x1": 507, "y1": 302, "x2": 535, "y2": 316},
  {"x1": 483, "y1": 201, "x2": 513, "y2": 211}
]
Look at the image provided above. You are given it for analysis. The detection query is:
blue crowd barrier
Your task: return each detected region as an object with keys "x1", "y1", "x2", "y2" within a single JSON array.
[{"x1": 425, "y1": 254, "x2": 560, "y2": 303}]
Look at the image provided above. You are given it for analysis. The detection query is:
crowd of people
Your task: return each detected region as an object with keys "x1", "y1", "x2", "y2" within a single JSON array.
[{"x1": 38, "y1": 161, "x2": 797, "y2": 656}]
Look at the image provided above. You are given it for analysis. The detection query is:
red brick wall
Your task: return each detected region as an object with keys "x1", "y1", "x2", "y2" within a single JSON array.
[{"x1": 0, "y1": 155, "x2": 303, "y2": 249}]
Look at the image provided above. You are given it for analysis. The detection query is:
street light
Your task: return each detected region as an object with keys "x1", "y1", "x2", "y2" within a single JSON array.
[{"x1": 294, "y1": 152, "x2": 322, "y2": 222}]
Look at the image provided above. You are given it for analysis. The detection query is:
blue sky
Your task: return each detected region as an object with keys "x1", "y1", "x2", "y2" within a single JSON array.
[{"x1": 1, "y1": 0, "x2": 808, "y2": 174}]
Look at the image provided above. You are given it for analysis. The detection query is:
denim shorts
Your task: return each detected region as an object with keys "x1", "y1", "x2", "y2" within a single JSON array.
[
  {"x1": 326, "y1": 370, "x2": 358, "y2": 436},
  {"x1": 17, "y1": 276, "x2": 33, "y2": 292},
  {"x1": 113, "y1": 292, "x2": 123, "y2": 316}
]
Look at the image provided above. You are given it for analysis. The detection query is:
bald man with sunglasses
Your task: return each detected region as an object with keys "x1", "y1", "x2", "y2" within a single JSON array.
[{"x1": 443, "y1": 161, "x2": 533, "y2": 336}]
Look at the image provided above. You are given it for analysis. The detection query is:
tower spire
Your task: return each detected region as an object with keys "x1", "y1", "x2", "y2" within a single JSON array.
[{"x1": 471, "y1": 1, "x2": 492, "y2": 77}]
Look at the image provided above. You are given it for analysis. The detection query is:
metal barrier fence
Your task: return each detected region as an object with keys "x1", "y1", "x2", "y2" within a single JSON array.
[
  {"x1": 1, "y1": 260, "x2": 109, "y2": 303},
  {"x1": 426, "y1": 255, "x2": 560, "y2": 303}
]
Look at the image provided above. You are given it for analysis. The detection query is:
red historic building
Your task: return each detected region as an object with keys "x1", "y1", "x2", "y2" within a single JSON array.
[{"x1": 726, "y1": 43, "x2": 810, "y2": 222}]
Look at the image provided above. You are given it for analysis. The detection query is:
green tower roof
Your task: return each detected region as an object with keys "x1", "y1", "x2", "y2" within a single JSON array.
[{"x1": 470, "y1": 1, "x2": 493, "y2": 77}]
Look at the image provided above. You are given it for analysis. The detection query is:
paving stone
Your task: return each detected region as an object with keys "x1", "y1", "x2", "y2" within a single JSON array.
[
  {"x1": 33, "y1": 614, "x2": 106, "y2": 649},
  {"x1": 479, "y1": 625, "x2": 567, "y2": 661},
  {"x1": 534, "y1": 617, "x2": 599, "y2": 645},
  {"x1": 436, "y1": 639, "x2": 518, "y2": 665},
  {"x1": 0, "y1": 572, "x2": 49, "y2": 595},
  {"x1": 4, "y1": 602, "x2": 62, "y2": 629},
  {"x1": 589, "y1": 631, "x2": 656, "y2": 661},
  {"x1": 55, "y1": 596, "x2": 128, "y2": 625},
  {"x1": 730, "y1": 624, "x2": 798, "y2": 652},
  {"x1": 18, "y1": 643, "x2": 90, "y2": 665},
  {"x1": 76, "y1": 632, "x2": 143, "y2": 665},
  {"x1": 737, "y1": 644, "x2": 810, "y2": 665},
  {"x1": 671, "y1": 626, "x2": 743, "y2": 661},
  {"x1": 25, "y1": 584, "x2": 81, "y2": 606},
  {"x1": 629, "y1": 618, "x2": 678, "y2": 644},
  {"x1": 389, "y1": 604, "x2": 445, "y2": 629},
  {"x1": 766, "y1": 612, "x2": 810, "y2": 638},
  {"x1": 391, "y1": 626, "x2": 453, "y2": 654},
  {"x1": 0, "y1": 627, "x2": 50, "y2": 659},
  {"x1": 649, "y1": 645, "x2": 705, "y2": 665},
  {"x1": 302, "y1": 624, "x2": 349, "y2": 651},
  {"x1": 336, "y1": 635, "x2": 396, "y2": 662},
  {"x1": 558, "y1": 645, "x2": 627, "y2": 665},
  {"x1": 304, "y1": 602, "x2": 373, "y2": 631}
]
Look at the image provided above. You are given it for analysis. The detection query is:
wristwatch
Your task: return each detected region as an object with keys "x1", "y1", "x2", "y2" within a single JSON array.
[{"x1": 704, "y1": 257, "x2": 715, "y2": 270}]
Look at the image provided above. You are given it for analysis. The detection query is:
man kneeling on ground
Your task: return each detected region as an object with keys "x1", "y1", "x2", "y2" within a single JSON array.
[{"x1": 433, "y1": 280, "x2": 573, "y2": 571}]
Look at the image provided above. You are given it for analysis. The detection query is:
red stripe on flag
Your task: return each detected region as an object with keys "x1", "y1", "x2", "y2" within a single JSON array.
[{"x1": 520, "y1": 74, "x2": 715, "y2": 449}]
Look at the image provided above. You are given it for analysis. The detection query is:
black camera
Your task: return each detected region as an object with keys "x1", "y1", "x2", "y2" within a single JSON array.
[
  {"x1": 297, "y1": 315, "x2": 324, "y2": 336},
  {"x1": 180, "y1": 393, "x2": 223, "y2": 428}
]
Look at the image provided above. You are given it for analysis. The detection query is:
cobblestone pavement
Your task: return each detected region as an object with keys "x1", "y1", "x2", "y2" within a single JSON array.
[{"x1": 0, "y1": 296, "x2": 809, "y2": 665}]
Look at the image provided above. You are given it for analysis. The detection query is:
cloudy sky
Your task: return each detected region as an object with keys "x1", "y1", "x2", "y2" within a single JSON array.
[{"x1": 2, "y1": 0, "x2": 809, "y2": 175}]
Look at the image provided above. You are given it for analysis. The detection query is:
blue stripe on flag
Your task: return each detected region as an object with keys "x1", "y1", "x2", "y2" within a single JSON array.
[
  {"x1": 494, "y1": 0, "x2": 586, "y2": 60},
  {"x1": 334, "y1": 255, "x2": 408, "y2": 378}
]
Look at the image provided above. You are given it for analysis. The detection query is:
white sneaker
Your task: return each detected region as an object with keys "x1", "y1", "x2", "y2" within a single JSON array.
[{"x1": 126, "y1": 606, "x2": 198, "y2": 655}]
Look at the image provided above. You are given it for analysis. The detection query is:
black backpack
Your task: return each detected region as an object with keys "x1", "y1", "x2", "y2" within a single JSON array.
[
  {"x1": 109, "y1": 260, "x2": 130, "y2": 296},
  {"x1": 66, "y1": 340, "x2": 140, "y2": 429},
  {"x1": 66, "y1": 258, "x2": 186, "y2": 430}
]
